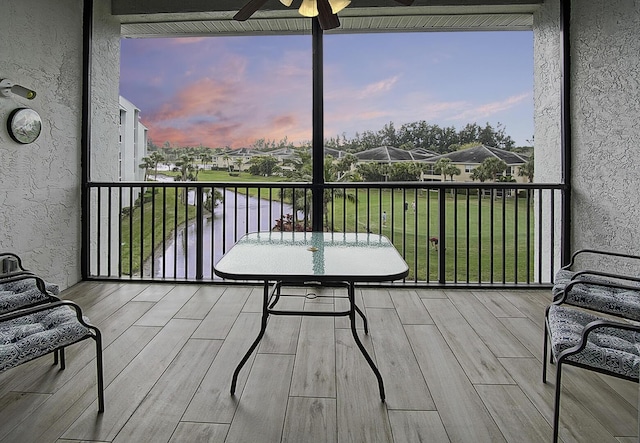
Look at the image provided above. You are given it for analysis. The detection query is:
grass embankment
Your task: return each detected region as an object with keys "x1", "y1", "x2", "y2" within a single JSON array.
[{"x1": 120, "y1": 187, "x2": 196, "y2": 275}]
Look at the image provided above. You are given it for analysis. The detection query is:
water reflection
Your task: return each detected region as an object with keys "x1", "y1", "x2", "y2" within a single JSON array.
[{"x1": 150, "y1": 188, "x2": 295, "y2": 279}]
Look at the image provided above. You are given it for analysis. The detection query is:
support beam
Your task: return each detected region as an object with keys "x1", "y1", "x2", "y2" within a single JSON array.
[
  {"x1": 560, "y1": 0, "x2": 571, "y2": 265},
  {"x1": 312, "y1": 18, "x2": 324, "y2": 232},
  {"x1": 81, "y1": 0, "x2": 93, "y2": 279}
]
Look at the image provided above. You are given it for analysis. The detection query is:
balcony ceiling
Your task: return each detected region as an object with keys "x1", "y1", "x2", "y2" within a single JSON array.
[{"x1": 113, "y1": 0, "x2": 541, "y2": 37}]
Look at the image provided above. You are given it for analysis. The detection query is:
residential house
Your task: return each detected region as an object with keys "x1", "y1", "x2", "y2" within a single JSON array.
[{"x1": 422, "y1": 144, "x2": 530, "y2": 182}]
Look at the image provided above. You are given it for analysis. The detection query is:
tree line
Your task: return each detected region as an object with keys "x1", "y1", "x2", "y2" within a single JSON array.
[
  {"x1": 139, "y1": 119, "x2": 533, "y2": 183},
  {"x1": 146, "y1": 120, "x2": 531, "y2": 162}
]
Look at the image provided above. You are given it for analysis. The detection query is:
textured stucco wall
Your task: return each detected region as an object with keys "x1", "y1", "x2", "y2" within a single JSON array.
[
  {"x1": 534, "y1": 0, "x2": 640, "y2": 272},
  {"x1": 0, "y1": 0, "x2": 84, "y2": 287},
  {"x1": 91, "y1": 0, "x2": 121, "y2": 181},
  {"x1": 533, "y1": 0, "x2": 562, "y2": 279},
  {"x1": 0, "y1": 0, "x2": 121, "y2": 289},
  {"x1": 570, "y1": 0, "x2": 640, "y2": 256},
  {"x1": 89, "y1": 0, "x2": 122, "y2": 277},
  {"x1": 533, "y1": 0, "x2": 562, "y2": 184}
]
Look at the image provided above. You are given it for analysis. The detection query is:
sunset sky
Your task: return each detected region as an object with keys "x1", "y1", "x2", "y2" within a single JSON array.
[{"x1": 120, "y1": 30, "x2": 533, "y2": 149}]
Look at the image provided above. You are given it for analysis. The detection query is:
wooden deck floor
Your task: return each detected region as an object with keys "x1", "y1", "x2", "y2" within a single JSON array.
[{"x1": 0, "y1": 282, "x2": 637, "y2": 443}]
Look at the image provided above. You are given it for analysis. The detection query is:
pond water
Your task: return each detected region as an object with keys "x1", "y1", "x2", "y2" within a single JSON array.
[{"x1": 148, "y1": 187, "x2": 295, "y2": 279}]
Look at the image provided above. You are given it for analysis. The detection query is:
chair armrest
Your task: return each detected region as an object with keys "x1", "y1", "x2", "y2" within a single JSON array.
[
  {"x1": 0, "y1": 300, "x2": 98, "y2": 332},
  {"x1": 557, "y1": 317, "x2": 640, "y2": 361},
  {"x1": 562, "y1": 249, "x2": 640, "y2": 271},
  {"x1": 572, "y1": 269, "x2": 640, "y2": 284},
  {"x1": 555, "y1": 277, "x2": 640, "y2": 304},
  {"x1": 0, "y1": 273, "x2": 49, "y2": 294}
]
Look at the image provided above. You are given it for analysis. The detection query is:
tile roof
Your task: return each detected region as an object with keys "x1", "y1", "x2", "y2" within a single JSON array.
[
  {"x1": 425, "y1": 145, "x2": 529, "y2": 165},
  {"x1": 355, "y1": 146, "x2": 434, "y2": 162}
]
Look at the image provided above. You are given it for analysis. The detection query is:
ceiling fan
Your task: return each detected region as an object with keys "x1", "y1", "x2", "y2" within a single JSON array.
[{"x1": 234, "y1": 0, "x2": 415, "y2": 31}]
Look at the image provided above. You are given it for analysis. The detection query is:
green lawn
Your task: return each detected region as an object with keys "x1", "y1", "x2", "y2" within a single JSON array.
[
  {"x1": 325, "y1": 188, "x2": 534, "y2": 282},
  {"x1": 164, "y1": 169, "x2": 291, "y2": 184}
]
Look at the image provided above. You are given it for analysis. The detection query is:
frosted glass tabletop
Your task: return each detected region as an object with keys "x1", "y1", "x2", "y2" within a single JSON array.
[{"x1": 214, "y1": 231, "x2": 409, "y2": 283}]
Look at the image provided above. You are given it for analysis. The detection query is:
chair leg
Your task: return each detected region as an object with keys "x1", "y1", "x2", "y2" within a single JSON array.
[
  {"x1": 59, "y1": 347, "x2": 66, "y2": 370},
  {"x1": 95, "y1": 333, "x2": 105, "y2": 413},
  {"x1": 543, "y1": 322, "x2": 549, "y2": 383},
  {"x1": 553, "y1": 360, "x2": 563, "y2": 443}
]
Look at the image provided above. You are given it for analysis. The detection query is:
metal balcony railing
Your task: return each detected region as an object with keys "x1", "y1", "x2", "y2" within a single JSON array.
[{"x1": 86, "y1": 181, "x2": 565, "y2": 287}]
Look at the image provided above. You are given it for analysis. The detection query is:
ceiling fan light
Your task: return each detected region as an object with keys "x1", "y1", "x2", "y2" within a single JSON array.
[
  {"x1": 328, "y1": 0, "x2": 350, "y2": 14},
  {"x1": 299, "y1": 0, "x2": 318, "y2": 17},
  {"x1": 279, "y1": 0, "x2": 294, "y2": 6}
]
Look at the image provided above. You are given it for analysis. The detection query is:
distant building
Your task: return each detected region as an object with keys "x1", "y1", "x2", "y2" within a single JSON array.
[
  {"x1": 119, "y1": 96, "x2": 148, "y2": 205},
  {"x1": 119, "y1": 96, "x2": 148, "y2": 183},
  {"x1": 354, "y1": 146, "x2": 434, "y2": 164},
  {"x1": 422, "y1": 144, "x2": 529, "y2": 182}
]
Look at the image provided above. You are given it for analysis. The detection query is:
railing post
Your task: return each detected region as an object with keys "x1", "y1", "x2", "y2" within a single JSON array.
[
  {"x1": 196, "y1": 186, "x2": 204, "y2": 280},
  {"x1": 438, "y1": 187, "x2": 447, "y2": 284}
]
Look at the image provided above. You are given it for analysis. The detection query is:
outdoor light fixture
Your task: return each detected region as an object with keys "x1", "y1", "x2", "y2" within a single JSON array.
[{"x1": 0, "y1": 79, "x2": 37, "y2": 100}]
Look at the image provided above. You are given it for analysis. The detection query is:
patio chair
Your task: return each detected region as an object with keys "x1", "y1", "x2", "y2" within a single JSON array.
[
  {"x1": 0, "y1": 300, "x2": 104, "y2": 412},
  {"x1": 0, "y1": 252, "x2": 60, "y2": 310},
  {"x1": 0, "y1": 273, "x2": 60, "y2": 314},
  {"x1": 543, "y1": 279, "x2": 640, "y2": 442},
  {"x1": 552, "y1": 249, "x2": 640, "y2": 321}
]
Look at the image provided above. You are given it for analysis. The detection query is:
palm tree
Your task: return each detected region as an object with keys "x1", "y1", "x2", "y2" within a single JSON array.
[
  {"x1": 518, "y1": 154, "x2": 534, "y2": 182},
  {"x1": 200, "y1": 152, "x2": 213, "y2": 171},
  {"x1": 434, "y1": 158, "x2": 461, "y2": 181},
  {"x1": 322, "y1": 156, "x2": 357, "y2": 228},
  {"x1": 470, "y1": 164, "x2": 491, "y2": 182},
  {"x1": 138, "y1": 157, "x2": 155, "y2": 181},
  {"x1": 335, "y1": 153, "x2": 357, "y2": 180},
  {"x1": 149, "y1": 151, "x2": 165, "y2": 180},
  {"x1": 234, "y1": 157, "x2": 244, "y2": 172},
  {"x1": 479, "y1": 157, "x2": 507, "y2": 181},
  {"x1": 174, "y1": 154, "x2": 196, "y2": 202},
  {"x1": 280, "y1": 151, "x2": 313, "y2": 226},
  {"x1": 222, "y1": 153, "x2": 231, "y2": 172}
]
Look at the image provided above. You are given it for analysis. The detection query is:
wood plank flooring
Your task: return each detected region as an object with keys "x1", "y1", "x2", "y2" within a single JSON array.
[{"x1": 0, "y1": 282, "x2": 637, "y2": 443}]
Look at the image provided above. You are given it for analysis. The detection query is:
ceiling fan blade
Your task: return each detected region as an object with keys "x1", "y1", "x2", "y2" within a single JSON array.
[
  {"x1": 317, "y1": 0, "x2": 341, "y2": 30},
  {"x1": 394, "y1": 0, "x2": 415, "y2": 5},
  {"x1": 234, "y1": 0, "x2": 270, "y2": 21}
]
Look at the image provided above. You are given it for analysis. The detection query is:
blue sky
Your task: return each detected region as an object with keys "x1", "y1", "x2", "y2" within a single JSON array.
[{"x1": 120, "y1": 31, "x2": 533, "y2": 149}]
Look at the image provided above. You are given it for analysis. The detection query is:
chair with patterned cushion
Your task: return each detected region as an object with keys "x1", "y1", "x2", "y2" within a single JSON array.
[
  {"x1": 543, "y1": 279, "x2": 640, "y2": 442},
  {"x1": 552, "y1": 249, "x2": 640, "y2": 321},
  {"x1": 0, "y1": 300, "x2": 104, "y2": 412},
  {"x1": 0, "y1": 273, "x2": 60, "y2": 314}
]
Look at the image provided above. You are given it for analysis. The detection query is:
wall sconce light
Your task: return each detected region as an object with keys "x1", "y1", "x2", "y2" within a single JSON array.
[{"x1": 0, "y1": 79, "x2": 36, "y2": 100}]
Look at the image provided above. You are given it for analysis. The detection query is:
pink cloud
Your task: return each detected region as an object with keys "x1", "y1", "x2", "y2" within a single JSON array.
[
  {"x1": 357, "y1": 76, "x2": 399, "y2": 99},
  {"x1": 140, "y1": 49, "x2": 313, "y2": 148},
  {"x1": 449, "y1": 92, "x2": 531, "y2": 121}
]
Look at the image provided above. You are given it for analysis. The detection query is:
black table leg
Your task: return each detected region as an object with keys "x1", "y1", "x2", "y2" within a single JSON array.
[
  {"x1": 354, "y1": 304, "x2": 369, "y2": 334},
  {"x1": 348, "y1": 282, "x2": 385, "y2": 402},
  {"x1": 230, "y1": 280, "x2": 270, "y2": 395}
]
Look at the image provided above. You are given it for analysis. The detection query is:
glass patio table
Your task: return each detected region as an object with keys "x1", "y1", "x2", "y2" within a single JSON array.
[{"x1": 214, "y1": 231, "x2": 409, "y2": 401}]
